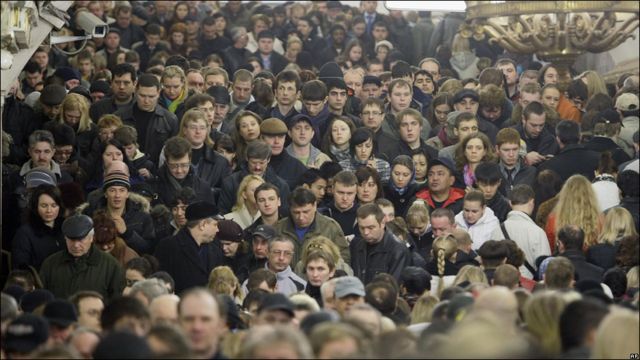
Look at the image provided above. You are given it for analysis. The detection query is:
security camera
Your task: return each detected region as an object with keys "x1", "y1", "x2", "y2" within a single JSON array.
[{"x1": 75, "y1": 11, "x2": 108, "y2": 38}]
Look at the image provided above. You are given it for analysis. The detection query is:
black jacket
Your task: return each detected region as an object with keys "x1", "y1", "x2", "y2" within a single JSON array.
[
  {"x1": 114, "y1": 103, "x2": 179, "y2": 165},
  {"x1": 254, "y1": 51, "x2": 289, "y2": 75},
  {"x1": 584, "y1": 136, "x2": 632, "y2": 167},
  {"x1": 195, "y1": 146, "x2": 232, "y2": 197},
  {"x1": 222, "y1": 46, "x2": 251, "y2": 75},
  {"x1": 133, "y1": 41, "x2": 171, "y2": 72},
  {"x1": 487, "y1": 192, "x2": 511, "y2": 222},
  {"x1": 561, "y1": 249, "x2": 604, "y2": 283},
  {"x1": 387, "y1": 139, "x2": 439, "y2": 165},
  {"x1": 84, "y1": 198, "x2": 156, "y2": 255},
  {"x1": 152, "y1": 165, "x2": 216, "y2": 206},
  {"x1": 498, "y1": 161, "x2": 537, "y2": 197},
  {"x1": 619, "y1": 197, "x2": 639, "y2": 232},
  {"x1": 2, "y1": 96, "x2": 36, "y2": 165},
  {"x1": 268, "y1": 151, "x2": 308, "y2": 190},
  {"x1": 218, "y1": 166, "x2": 290, "y2": 214},
  {"x1": 538, "y1": 144, "x2": 601, "y2": 182},
  {"x1": 12, "y1": 218, "x2": 65, "y2": 271},
  {"x1": 384, "y1": 183, "x2": 418, "y2": 218},
  {"x1": 514, "y1": 123, "x2": 559, "y2": 156},
  {"x1": 586, "y1": 243, "x2": 618, "y2": 271},
  {"x1": 155, "y1": 228, "x2": 225, "y2": 295},
  {"x1": 350, "y1": 230, "x2": 409, "y2": 285},
  {"x1": 90, "y1": 96, "x2": 134, "y2": 123}
]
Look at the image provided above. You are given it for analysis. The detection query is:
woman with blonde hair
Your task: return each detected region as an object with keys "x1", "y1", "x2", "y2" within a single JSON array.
[
  {"x1": 57, "y1": 93, "x2": 97, "y2": 158},
  {"x1": 545, "y1": 175, "x2": 603, "y2": 252},
  {"x1": 410, "y1": 294, "x2": 439, "y2": 325},
  {"x1": 577, "y1": 70, "x2": 609, "y2": 100},
  {"x1": 208, "y1": 265, "x2": 244, "y2": 304},
  {"x1": 591, "y1": 307, "x2": 639, "y2": 359},
  {"x1": 225, "y1": 175, "x2": 264, "y2": 229},
  {"x1": 453, "y1": 265, "x2": 489, "y2": 287},
  {"x1": 587, "y1": 207, "x2": 637, "y2": 270},
  {"x1": 294, "y1": 236, "x2": 353, "y2": 277},
  {"x1": 523, "y1": 291, "x2": 568, "y2": 356},
  {"x1": 425, "y1": 234, "x2": 459, "y2": 297}
]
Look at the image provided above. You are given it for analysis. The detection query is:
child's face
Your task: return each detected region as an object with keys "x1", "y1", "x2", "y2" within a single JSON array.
[
  {"x1": 123, "y1": 143, "x2": 137, "y2": 160},
  {"x1": 476, "y1": 181, "x2": 500, "y2": 200}
]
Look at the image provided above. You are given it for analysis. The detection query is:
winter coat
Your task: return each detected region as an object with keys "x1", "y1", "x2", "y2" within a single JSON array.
[
  {"x1": 83, "y1": 196, "x2": 155, "y2": 255},
  {"x1": 154, "y1": 227, "x2": 225, "y2": 295},
  {"x1": 196, "y1": 146, "x2": 232, "y2": 194},
  {"x1": 538, "y1": 144, "x2": 601, "y2": 182},
  {"x1": 455, "y1": 207, "x2": 500, "y2": 250},
  {"x1": 152, "y1": 165, "x2": 216, "y2": 207},
  {"x1": 584, "y1": 136, "x2": 632, "y2": 167},
  {"x1": 218, "y1": 166, "x2": 290, "y2": 214},
  {"x1": 450, "y1": 51, "x2": 479, "y2": 80},
  {"x1": 40, "y1": 245, "x2": 124, "y2": 300},
  {"x1": 498, "y1": 160, "x2": 537, "y2": 197},
  {"x1": 114, "y1": 103, "x2": 179, "y2": 165},
  {"x1": 12, "y1": 218, "x2": 65, "y2": 271},
  {"x1": 586, "y1": 242, "x2": 618, "y2": 271},
  {"x1": 487, "y1": 192, "x2": 511, "y2": 222},
  {"x1": 384, "y1": 183, "x2": 418, "y2": 219},
  {"x1": 415, "y1": 187, "x2": 465, "y2": 215},
  {"x1": 350, "y1": 231, "x2": 409, "y2": 285},
  {"x1": 268, "y1": 151, "x2": 309, "y2": 190},
  {"x1": 513, "y1": 123, "x2": 559, "y2": 156},
  {"x1": 491, "y1": 210, "x2": 551, "y2": 273},
  {"x1": 561, "y1": 249, "x2": 604, "y2": 283},
  {"x1": 276, "y1": 212, "x2": 349, "y2": 267}
]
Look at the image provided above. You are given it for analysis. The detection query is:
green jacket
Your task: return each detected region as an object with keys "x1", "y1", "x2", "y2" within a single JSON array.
[
  {"x1": 276, "y1": 212, "x2": 349, "y2": 266},
  {"x1": 40, "y1": 245, "x2": 124, "y2": 300}
]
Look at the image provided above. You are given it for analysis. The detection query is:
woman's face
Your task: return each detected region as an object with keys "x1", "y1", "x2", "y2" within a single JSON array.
[
  {"x1": 116, "y1": 53, "x2": 126, "y2": 65},
  {"x1": 542, "y1": 88, "x2": 560, "y2": 110},
  {"x1": 184, "y1": 119, "x2": 208, "y2": 147},
  {"x1": 544, "y1": 67, "x2": 558, "y2": 85},
  {"x1": 349, "y1": 45, "x2": 362, "y2": 62},
  {"x1": 239, "y1": 116, "x2": 260, "y2": 141},
  {"x1": 434, "y1": 104, "x2": 451, "y2": 125},
  {"x1": 464, "y1": 138, "x2": 486, "y2": 164},
  {"x1": 357, "y1": 176, "x2": 378, "y2": 204},
  {"x1": 243, "y1": 179, "x2": 263, "y2": 207},
  {"x1": 102, "y1": 144, "x2": 123, "y2": 168},
  {"x1": 249, "y1": 60, "x2": 262, "y2": 75},
  {"x1": 392, "y1": 164, "x2": 412, "y2": 188},
  {"x1": 376, "y1": 46, "x2": 389, "y2": 62},
  {"x1": 37, "y1": 193, "x2": 60, "y2": 224},
  {"x1": 64, "y1": 109, "x2": 82, "y2": 128},
  {"x1": 214, "y1": 17, "x2": 227, "y2": 31},
  {"x1": 352, "y1": 22, "x2": 365, "y2": 37},
  {"x1": 413, "y1": 153, "x2": 428, "y2": 180},
  {"x1": 355, "y1": 138, "x2": 373, "y2": 161},
  {"x1": 331, "y1": 120, "x2": 351, "y2": 146},
  {"x1": 171, "y1": 31, "x2": 185, "y2": 45},
  {"x1": 175, "y1": 4, "x2": 189, "y2": 19},
  {"x1": 125, "y1": 269, "x2": 145, "y2": 288}
]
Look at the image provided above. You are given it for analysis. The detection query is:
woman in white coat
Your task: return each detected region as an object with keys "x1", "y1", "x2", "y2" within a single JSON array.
[{"x1": 455, "y1": 190, "x2": 499, "y2": 250}]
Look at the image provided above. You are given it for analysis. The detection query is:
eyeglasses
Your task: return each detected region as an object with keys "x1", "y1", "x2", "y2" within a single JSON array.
[
  {"x1": 362, "y1": 111, "x2": 382, "y2": 117},
  {"x1": 271, "y1": 250, "x2": 293, "y2": 257},
  {"x1": 167, "y1": 163, "x2": 190, "y2": 170}
]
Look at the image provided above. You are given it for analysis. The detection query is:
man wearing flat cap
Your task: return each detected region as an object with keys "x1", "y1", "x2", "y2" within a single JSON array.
[
  {"x1": 39, "y1": 214, "x2": 124, "y2": 300},
  {"x1": 260, "y1": 117, "x2": 308, "y2": 189},
  {"x1": 154, "y1": 201, "x2": 226, "y2": 294}
]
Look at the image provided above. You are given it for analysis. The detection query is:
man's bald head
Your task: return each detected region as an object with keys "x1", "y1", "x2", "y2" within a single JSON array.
[
  {"x1": 150, "y1": 294, "x2": 180, "y2": 325},
  {"x1": 473, "y1": 286, "x2": 519, "y2": 325},
  {"x1": 105, "y1": 160, "x2": 130, "y2": 176}
]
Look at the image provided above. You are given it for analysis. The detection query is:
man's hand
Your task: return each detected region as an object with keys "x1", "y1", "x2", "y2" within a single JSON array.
[{"x1": 525, "y1": 151, "x2": 546, "y2": 165}]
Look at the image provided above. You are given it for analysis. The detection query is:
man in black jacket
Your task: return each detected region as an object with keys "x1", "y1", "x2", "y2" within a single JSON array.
[
  {"x1": 90, "y1": 64, "x2": 137, "y2": 122},
  {"x1": 259, "y1": 118, "x2": 307, "y2": 190},
  {"x1": 222, "y1": 26, "x2": 251, "y2": 76},
  {"x1": 350, "y1": 204, "x2": 409, "y2": 285},
  {"x1": 152, "y1": 137, "x2": 215, "y2": 206},
  {"x1": 155, "y1": 201, "x2": 225, "y2": 294},
  {"x1": 513, "y1": 101, "x2": 558, "y2": 166},
  {"x1": 115, "y1": 74, "x2": 179, "y2": 165},
  {"x1": 538, "y1": 120, "x2": 600, "y2": 182},
  {"x1": 218, "y1": 140, "x2": 290, "y2": 214},
  {"x1": 557, "y1": 225, "x2": 604, "y2": 283},
  {"x1": 254, "y1": 30, "x2": 288, "y2": 76}
]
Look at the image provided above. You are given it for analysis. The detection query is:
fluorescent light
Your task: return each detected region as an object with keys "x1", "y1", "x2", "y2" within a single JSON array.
[{"x1": 383, "y1": 1, "x2": 467, "y2": 12}]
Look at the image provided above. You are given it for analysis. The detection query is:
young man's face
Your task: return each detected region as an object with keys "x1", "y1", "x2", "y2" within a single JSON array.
[
  {"x1": 476, "y1": 181, "x2": 501, "y2": 200},
  {"x1": 303, "y1": 99, "x2": 326, "y2": 117},
  {"x1": 497, "y1": 142, "x2": 520, "y2": 167},
  {"x1": 367, "y1": 63, "x2": 384, "y2": 77},
  {"x1": 275, "y1": 81, "x2": 298, "y2": 107},
  {"x1": 523, "y1": 112, "x2": 546, "y2": 139},
  {"x1": 480, "y1": 106, "x2": 502, "y2": 122},
  {"x1": 327, "y1": 87, "x2": 348, "y2": 112},
  {"x1": 306, "y1": 259, "x2": 335, "y2": 287},
  {"x1": 497, "y1": 63, "x2": 517, "y2": 86},
  {"x1": 398, "y1": 115, "x2": 422, "y2": 145},
  {"x1": 519, "y1": 92, "x2": 540, "y2": 108},
  {"x1": 389, "y1": 84, "x2": 411, "y2": 112},
  {"x1": 454, "y1": 119, "x2": 479, "y2": 142},
  {"x1": 289, "y1": 121, "x2": 314, "y2": 147},
  {"x1": 256, "y1": 189, "x2": 280, "y2": 217},
  {"x1": 232, "y1": 80, "x2": 252, "y2": 103},
  {"x1": 166, "y1": 154, "x2": 191, "y2": 180},
  {"x1": 136, "y1": 86, "x2": 160, "y2": 112},
  {"x1": 454, "y1": 97, "x2": 479, "y2": 114},
  {"x1": 333, "y1": 182, "x2": 357, "y2": 211}
]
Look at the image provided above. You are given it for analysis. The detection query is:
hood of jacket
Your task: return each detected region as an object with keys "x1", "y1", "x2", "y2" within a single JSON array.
[{"x1": 450, "y1": 51, "x2": 477, "y2": 70}]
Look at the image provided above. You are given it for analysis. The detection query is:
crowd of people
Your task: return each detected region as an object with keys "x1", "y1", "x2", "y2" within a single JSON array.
[{"x1": 1, "y1": 0, "x2": 639, "y2": 358}]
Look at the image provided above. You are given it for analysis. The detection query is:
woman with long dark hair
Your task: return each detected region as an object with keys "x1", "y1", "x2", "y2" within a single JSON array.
[{"x1": 12, "y1": 185, "x2": 65, "y2": 270}]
